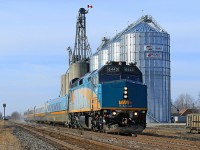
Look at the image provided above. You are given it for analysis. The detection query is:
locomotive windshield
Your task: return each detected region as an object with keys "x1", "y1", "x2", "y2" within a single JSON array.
[{"x1": 99, "y1": 63, "x2": 142, "y2": 83}]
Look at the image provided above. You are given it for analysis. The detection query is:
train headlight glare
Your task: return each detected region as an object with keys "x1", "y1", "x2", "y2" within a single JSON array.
[
  {"x1": 124, "y1": 95, "x2": 128, "y2": 99},
  {"x1": 134, "y1": 112, "x2": 138, "y2": 116},
  {"x1": 124, "y1": 87, "x2": 128, "y2": 90},
  {"x1": 112, "y1": 111, "x2": 117, "y2": 116}
]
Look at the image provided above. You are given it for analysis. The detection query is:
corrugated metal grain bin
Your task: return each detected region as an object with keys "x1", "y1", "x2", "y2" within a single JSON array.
[
  {"x1": 186, "y1": 114, "x2": 200, "y2": 133},
  {"x1": 89, "y1": 52, "x2": 98, "y2": 72},
  {"x1": 90, "y1": 15, "x2": 171, "y2": 123},
  {"x1": 98, "y1": 49, "x2": 108, "y2": 69},
  {"x1": 97, "y1": 37, "x2": 109, "y2": 69}
]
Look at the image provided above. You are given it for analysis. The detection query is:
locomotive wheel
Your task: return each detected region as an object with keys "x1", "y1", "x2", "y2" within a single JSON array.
[
  {"x1": 131, "y1": 133, "x2": 137, "y2": 137},
  {"x1": 93, "y1": 127, "x2": 98, "y2": 132},
  {"x1": 103, "y1": 129, "x2": 108, "y2": 134},
  {"x1": 91, "y1": 125, "x2": 95, "y2": 132}
]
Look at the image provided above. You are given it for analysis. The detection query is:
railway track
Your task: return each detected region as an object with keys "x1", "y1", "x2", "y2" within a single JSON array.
[
  {"x1": 136, "y1": 134, "x2": 200, "y2": 150},
  {"x1": 14, "y1": 122, "x2": 128, "y2": 150},
  {"x1": 13, "y1": 122, "x2": 200, "y2": 150},
  {"x1": 50, "y1": 125, "x2": 200, "y2": 150},
  {"x1": 144, "y1": 126, "x2": 200, "y2": 141},
  {"x1": 41, "y1": 124, "x2": 200, "y2": 150}
]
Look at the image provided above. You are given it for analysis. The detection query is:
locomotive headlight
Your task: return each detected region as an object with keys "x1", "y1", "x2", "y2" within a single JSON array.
[
  {"x1": 112, "y1": 111, "x2": 117, "y2": 116},
  {"x1": 123, "y1": 87, "x2": 128, "y2": 99},
  {"x1": 134, "y1": 112, "x2": 138, "y2": 116},
  {"x1": 124, "y1": 95, "x2": 128, "y2": 99}
]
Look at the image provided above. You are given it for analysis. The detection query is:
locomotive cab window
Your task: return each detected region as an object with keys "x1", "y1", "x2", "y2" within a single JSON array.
[
  {"x1": 99, "y1": 65, "x2": 143, "y2": 83},
  {"x1": 79, "y1": 79, "x2": 83, "y2": 85}
]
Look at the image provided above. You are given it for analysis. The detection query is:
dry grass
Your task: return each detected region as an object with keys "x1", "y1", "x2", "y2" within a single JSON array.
[{"x1": 0, "y1": 120, "x2": 22, "y2": 150}]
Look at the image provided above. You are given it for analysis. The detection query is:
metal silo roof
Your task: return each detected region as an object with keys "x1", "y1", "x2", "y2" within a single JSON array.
[
  {"x1": 95, "y1": 15, "x2": 168, "y2": 53},
  {"x1": 127, "y1": 22, "x2": 160, "y2": 33},
  {"x1": 97, "y1": 37, "x2": 110, "y2": 51},
  {"x1": 125, "y1": 15, "x2": 168, "y2": 33},
  {"x1": 111, "y1": 15, "x2": 167, "y2": 38}
]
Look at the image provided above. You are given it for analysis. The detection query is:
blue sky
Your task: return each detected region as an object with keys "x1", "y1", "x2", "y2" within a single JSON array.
[{"x1": 0, "y1": 0, "x2": 200, "y2": 115}]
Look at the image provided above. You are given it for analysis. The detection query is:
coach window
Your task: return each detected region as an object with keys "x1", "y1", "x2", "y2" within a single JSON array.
[
  {"x1": 59, "y1": 102, "x2": 61, "y2": 110},
  {"x1": 53, "y1": 104, "x2": 56, "y2": 111},
  {"x1": 55, "y1": 104, "x2": 57, "y2": 111},
  {"x1": 51, "y1": 105, "x2": 53, "y2": 111},
  {"x1": 57, "y1": 103, "x2": 59, "y2": 110},
  {"x1": 57, "y1": 103, "x2": 60, "y2": 110}
]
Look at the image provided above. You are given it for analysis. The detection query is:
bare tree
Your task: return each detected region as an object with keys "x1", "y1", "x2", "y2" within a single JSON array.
[
  {"x1": 11, "y1": 112, "x2": 21, "y2": 120},
  {"x1": 174, "y1": 93, "x2": 195, "y2": 110},
  {"x1": 0, "y1": 112, "x2": 2, "y2": 119},
  {"x1": 196, "y1": 92, "x2": 200, "y2": 109}
]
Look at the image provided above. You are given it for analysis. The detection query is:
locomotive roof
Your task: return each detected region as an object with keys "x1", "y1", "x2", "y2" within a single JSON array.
[{"x1": 70, "y1": 62, "x2": 142, "y2": 89}]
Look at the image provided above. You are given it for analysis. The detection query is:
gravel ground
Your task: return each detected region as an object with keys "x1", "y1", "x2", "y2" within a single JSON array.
[
  {"x1": 13, "y1": 127, "x2": 59, "y2": 150},
  {"x1": 0, "y1": 121, "x2": 21, "y2": 150}
]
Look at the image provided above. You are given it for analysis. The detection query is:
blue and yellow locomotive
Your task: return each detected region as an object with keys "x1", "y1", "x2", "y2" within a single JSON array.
[{"x1": 24, "y1": 61, "x2": 147, "y2": 134}]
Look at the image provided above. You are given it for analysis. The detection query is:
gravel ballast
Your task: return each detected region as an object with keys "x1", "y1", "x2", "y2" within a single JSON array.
[{"x1": 13, "y1": 127, "x2": 59, "y2": 150}]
